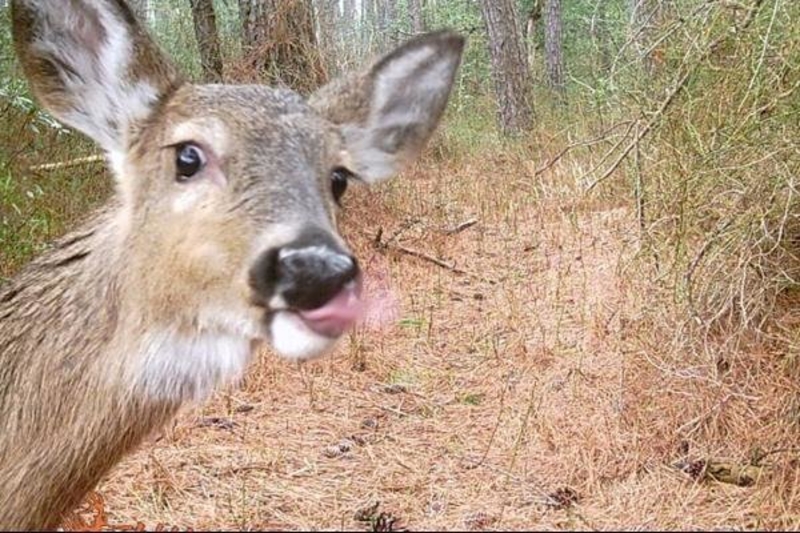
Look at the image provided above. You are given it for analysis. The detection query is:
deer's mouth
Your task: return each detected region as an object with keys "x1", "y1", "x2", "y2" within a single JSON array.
[
  {"x1": 293, "y1": 278, "x2": 364, "y2": 337},
  {"x1": 246, "y1": 226, "x2": 365, "y2": 359},
  {"x1": 252, "y1": 276, "x2": 364, "y2": 361}
]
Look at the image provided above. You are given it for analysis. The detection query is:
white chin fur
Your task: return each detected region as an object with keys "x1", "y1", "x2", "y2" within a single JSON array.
[
  {"x1": 270, "y1": 311, "x2": 339, "y2": 361},
  {"x1": 131, "y1": 331, "x2": 252, "y2": 404}
]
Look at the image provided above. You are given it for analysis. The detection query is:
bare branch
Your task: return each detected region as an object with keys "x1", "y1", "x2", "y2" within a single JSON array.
[{"x1": 30, "y1": 155, "x2": 103, "y2": 172}]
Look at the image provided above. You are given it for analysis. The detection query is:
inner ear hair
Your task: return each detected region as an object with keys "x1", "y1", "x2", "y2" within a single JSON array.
[{"x1": 10, "y1": 0, "x2": 183, "y2": 157}]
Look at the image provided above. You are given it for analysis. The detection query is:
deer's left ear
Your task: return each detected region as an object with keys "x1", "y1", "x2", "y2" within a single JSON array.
[
  {"x1": 11, "y1": 0, "x2": 184, "y2": 158},
  {"x1": 310, "y1": 31, "x2": 465, "y2": 183}
]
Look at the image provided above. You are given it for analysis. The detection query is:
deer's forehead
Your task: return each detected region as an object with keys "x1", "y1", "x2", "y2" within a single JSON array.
[
  {"x1": 171, "y1": 84, "x2": 316, "y2": 124},
  {"x1": 168, "y1": 116, "x2": 232, "y2": 155},
  {"x1": 160, "y1": 85, "x2": 335, "y2": 155}
]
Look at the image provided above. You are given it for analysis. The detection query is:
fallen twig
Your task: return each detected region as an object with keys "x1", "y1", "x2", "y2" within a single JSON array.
[
  {"x1": 374, "y1": 226, "x2": 467, "y2": 274},
  {"x1": 752, "y1": 447, "x2": 800, "y2": 464},
  {"x1": 674, "y1": 458, "x2": 767, "y2": 487},
  {"x1": 30, "y1": 154, "x2": 103, "y2": 171},
  {"x1": 392, "y1": 243, "x2": 467, "y2": 274},
  {"x1": 379, "y1": 405, "x2": 411, "y2": 418},
  {"x1": 373, "y1": 226, "x2": 499, "y2": 284},
  {"x1": 442, "y1": 218, "x2": 478, "y2": 235}
]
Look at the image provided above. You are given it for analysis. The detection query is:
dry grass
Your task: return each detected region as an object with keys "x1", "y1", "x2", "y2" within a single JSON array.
[
  {"x1": 588, "y1": 0, "x2": 800, "y2": 353},
  {"x1": 45, "y1": 139, "x2": 800, "y2": 530}
]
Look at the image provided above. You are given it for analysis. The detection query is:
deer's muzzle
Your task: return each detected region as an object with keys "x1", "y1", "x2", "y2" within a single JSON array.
[{"x1": 249, "y1": 227, "x2": 363, "y2": 338}]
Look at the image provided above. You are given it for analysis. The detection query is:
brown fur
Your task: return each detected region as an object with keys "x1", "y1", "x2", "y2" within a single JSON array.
[{"x1": 2, "y1": 1, "x2": 463, "y2": 529}]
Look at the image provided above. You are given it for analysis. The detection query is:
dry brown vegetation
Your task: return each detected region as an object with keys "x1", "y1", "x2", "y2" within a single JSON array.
[
  {"x1": 42, "y1": 132, "x2": 799, "y2": 530},
  {"x1": 3, "y1": 1, "x2": 800, "y2": 530}
]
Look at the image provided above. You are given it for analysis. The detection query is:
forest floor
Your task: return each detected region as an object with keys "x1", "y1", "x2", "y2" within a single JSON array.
[{"x1": 64, "y1": 149, "x2": 800, "y2": 531}]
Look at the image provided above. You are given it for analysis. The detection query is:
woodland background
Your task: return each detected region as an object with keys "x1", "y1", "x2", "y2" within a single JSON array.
[{"x1": 2, "y1": 0, "x2": 800, "y2": 530}]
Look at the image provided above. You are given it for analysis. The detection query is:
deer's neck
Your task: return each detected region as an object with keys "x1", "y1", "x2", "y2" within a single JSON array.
[
  {"x1": 0, "y1": 200, "x2": 256, "y2": 528},
  {"x1": 0, "y1": 205, "x2": 181, "y2": 529}
]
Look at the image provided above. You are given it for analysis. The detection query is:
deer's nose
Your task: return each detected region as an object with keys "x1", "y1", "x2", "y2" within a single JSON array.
[
  {"x1": 249, "y1": 227, "x2": 362, "y2": 317},
  {"x1": 275, "y1": 243, "x2": 360, "y2": 311}
]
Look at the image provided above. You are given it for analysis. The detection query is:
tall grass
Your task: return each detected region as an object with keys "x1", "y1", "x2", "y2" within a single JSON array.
[
  {"x1": 509, "y1": 0, "x2": 800, "y2": 354},
  {"x1": 619, "y1": 0, "x2": 800, "y2": 351}
]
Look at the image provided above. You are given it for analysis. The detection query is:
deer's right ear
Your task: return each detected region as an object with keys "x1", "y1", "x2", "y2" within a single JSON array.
[{"x1": 11, "y1": 0, "x2": 183, "y2": 157}]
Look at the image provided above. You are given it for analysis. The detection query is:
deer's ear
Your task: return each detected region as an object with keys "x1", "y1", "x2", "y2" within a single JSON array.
[
  {"x1": 11, "y1": 0, "x2": 183, "y2": 157},
  {"x1": 309, "y1": 31, "x2": 464, "y2": 183}
]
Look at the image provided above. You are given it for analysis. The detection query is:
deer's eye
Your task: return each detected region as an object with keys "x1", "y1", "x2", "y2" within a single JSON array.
[
  {"x1": 331, "y1": 167, "x2": 352, "y2": 204},
  {"x1": 175, "y1": 143, "x2": 206, "y2": 181}
]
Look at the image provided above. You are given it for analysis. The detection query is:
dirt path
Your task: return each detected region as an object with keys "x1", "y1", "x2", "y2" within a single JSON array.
[{"x1": 84, "y1": 158, "x2": 795, "y2": 530}]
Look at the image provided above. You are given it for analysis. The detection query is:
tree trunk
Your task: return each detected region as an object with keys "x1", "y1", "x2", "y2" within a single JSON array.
[
  {"x1": 479, "y1": 0, "x2": 533, "y2": 135},
  {"x1": 315, "y1": 0, "x2": 339, "y2": 74},
  {"x1": 238, "y1": 0, "x2": 270, "y2": 52},
  {"x1": 362, "y1": 0, "x2": 376, "y2": 53},
  {"x1": 525, "y1": 0, "x2": 543, "y2": 81},
  {"x1": 408, "y1": 0, "x2": 425, "y2": 34},
  {"x1": 189, "y1": 0, "x2": 224, "y2": 83},
  {"x1": 375, "y1": 0, "x2": 398, "y2": 51},
  {"x1": 340, "y1": 0, "x2": 356, "y2": 55},
  {"x1": 544, "y1": 0, "x2": 565, "y2": 94},
  {"x1": 342, "y1": 0, "x2": 355, "y2": 22},
  {"x1": 237, "y1": 0, "x2": 326, "y2": 93}
]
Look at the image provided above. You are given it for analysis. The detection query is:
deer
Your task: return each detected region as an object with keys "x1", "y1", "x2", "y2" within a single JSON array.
[{"x1": 0, "y1": 1, "x2": 464, "y2": 529}]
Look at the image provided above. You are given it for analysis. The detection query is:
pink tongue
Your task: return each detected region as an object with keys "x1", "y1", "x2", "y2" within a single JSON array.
[{"x1": 298, "y1": 283, "x2": 365, "y2": 338}]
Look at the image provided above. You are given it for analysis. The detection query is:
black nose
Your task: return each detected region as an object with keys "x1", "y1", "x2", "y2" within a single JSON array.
[{"x1": 249, "y1": 228, "x2": 360, "y2": 311}]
